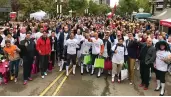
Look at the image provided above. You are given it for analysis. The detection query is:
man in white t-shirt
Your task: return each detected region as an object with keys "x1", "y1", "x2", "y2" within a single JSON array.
[
  {"x1": 91, "y1": 32, "x2": 104, "y2": 77},
  {"x1": 65, "y1": 33, "x2": 79, "y2": 76}
]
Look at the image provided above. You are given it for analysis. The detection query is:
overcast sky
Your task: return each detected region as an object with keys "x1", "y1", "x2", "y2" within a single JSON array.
[{"x1": 110, "y1": 0, "x2": 119, "y2": 7}]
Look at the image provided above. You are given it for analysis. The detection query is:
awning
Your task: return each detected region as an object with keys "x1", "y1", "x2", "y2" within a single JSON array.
[
  {"x1": 135, "y1": 13, "x2": 152, "y2": 19},
  {"x1": 160, "y1": 19, "x2": 171, "y2": 27},
  {"x1": 149, "y1": 8, "x2": 171, "y2": 20}
]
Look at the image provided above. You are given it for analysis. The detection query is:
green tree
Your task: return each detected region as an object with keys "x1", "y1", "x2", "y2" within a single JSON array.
[
  {"x1": 88, "y1": 0, "x2": 111, "y2": 15},
  {"x1": 0, "y1": 0, "x2": 8, "y2": 7},
  {"x1": 117, "y1": 0, "x2": 138, "y2": 16},
  {"x1": 68, "y1": 0, "x2": 88, "y2": 16},
  {"x1": 136, "y1": 0, "x2": 151, "y2": 12}
]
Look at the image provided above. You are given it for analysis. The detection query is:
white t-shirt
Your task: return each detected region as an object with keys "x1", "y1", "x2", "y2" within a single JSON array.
[
  {"x1": 81, "y1": 39, "x2": 92, "y2": 55},
  {"x1": 111, "y1": 45, "x2": 128, "y2": 64},
  {"x1": 35, "y1": 32, "x2": 43, "y2": 41},
  {"x1": 0, "y1": 34, "x2": 5, "y2": 39},
  {"x1": 91, "y1": 38, "x2": 103, "y2": 55},
  {"x1": 1, "y1": 37, "x2": 15, "y2": 47},
  {"x1": 19, "y1": 33, "x2": 26, "y2": 42},
  {"x1": 152, "y1": 38, "x2": 158, "y2": 46},
  {"x1": 155, "y1": 50, "x2": 171, "y2": 72},
  {"x1": 75, "y1": 34, "x2": 85, "y2": 43},
  {"x1": 64, "y1": 33, "x2": 68, "y2": 46},
  {"x1": 65, "y1": 39, "x2": 79, "y2": 55},
  {"x1": 103, "y1": 42, "x2": 108, "y2": 58}
]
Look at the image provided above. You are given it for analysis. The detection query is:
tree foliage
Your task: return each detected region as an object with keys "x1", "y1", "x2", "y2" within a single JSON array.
[
  {"x1": 88, "y1": 0, "x2": 111, "y2": 15},
  {"x1": 117, "y1": 0, "x2": 138, "y2": 16},
  {"x1": 136, "y1": 0, "x2": 151, "y2": 12},
  {"x1": 0, "y1": 0, "x2": 8, "y2": 7},
  {"x1": 116, "y1": 0, "x2": 151, "y2": 16}
]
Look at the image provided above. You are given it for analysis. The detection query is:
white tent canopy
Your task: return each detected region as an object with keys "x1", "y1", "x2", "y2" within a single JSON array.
[{"x1": 30, "y1": 10, "x2": 47, "y2": 20}]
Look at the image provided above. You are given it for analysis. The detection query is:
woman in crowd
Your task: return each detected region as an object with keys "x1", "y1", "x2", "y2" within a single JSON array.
[
  {"x1": 154, "y1": 41, "x2": 170, "y2": 96},
  {"x1": 80, "y1": 33, "x2": 92, "y2": 75}
]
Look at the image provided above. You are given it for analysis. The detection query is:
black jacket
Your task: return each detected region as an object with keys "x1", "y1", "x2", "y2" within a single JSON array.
[
  {"x1": 126, "y1": 39, "x2": 139, "y2": 59},
  {"x1": 139, "y1": 44, "x2": 156, "y2": 65},
  {"x1": 19, "y1": 38, "x2": 36, "y2": 58},
  {"x1": 103, "y1": 39, "x2": 111, "y2": 58},
  {"x1": 58, "y1": 32, "x2": 70, "y2": 52},
  {"x1": 49, "y1": 36, "x2": 57, "y2": 51}
]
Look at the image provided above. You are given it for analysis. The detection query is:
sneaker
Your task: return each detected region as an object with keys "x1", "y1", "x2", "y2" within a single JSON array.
[
  {"x1": 10, "y1": 76, "x2": 14, "y2": 81},
  {"x1": 118, "y1": 79, "x2": 121, "y2": 83},
  {"x1": 44, "y1": 72, "x2": 47, "y2": 76},
  {"x1": 41, "y1": 76, "x2": 45, "y2": 79},
  {"x1": 28, "y1": 77, "x2": 33, "y2": 81},
  {"x1": 139, "y1": 84, "x2": 144, "y2": 87},
  {"x1": 144, "y1": 87, "x2": 148, "y2": 90},
  {"x1": 23, "y1": 80, "x2": 27, "y2": 85},
  {"x1": 14, "y1": 78, "x2": 17, "y2": 83},
  {"x1": 112, "y1": 78, "x2": 114, "y2": 83},
  {"x1": 129, "y1": 82, "x2": 133, "y2": 85}
]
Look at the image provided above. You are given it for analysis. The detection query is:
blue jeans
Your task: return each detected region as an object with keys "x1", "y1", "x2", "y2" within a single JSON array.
[{"x1": 9, "y1": 59, "x2": 20, "y2": 78}]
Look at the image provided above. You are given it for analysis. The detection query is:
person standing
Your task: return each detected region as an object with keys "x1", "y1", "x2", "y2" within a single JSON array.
[
  {"x1": 80, "y1": 33, "x2": 92, "y2": 75},
  {"x1": 111, "y1": 38, "x2": 127, "y2": 83},
  {"x1": 91, "y1": 32, "x2": 104, "y2": 77},
  {"x1": 102, "y1": 34, "x2": 111, "y2": 74},
  {"x1": 126, "y1": 32, "x2": 139, "y2": 84},
  {"x1": 19, "y1": 32, "x2": 36, "y2": 85},
  {"x1": 65, "y1": 33, "x2": 79, "y2": 76},
  {"x1": 139, "y1": 38, "x2": 156, "y2": 90},
  {"x1": 58, "y1": 26, "x2": 70, "y2": 71},
  {"x1": 154, "y1": 41, "x2": 170, "y2": 96},
  {"x1": 36, "y1": 31, "x2": 51, "y2": 79},
  {"x1": 3, "y1": 40, "x2": 20, "y2": 82},
  {"x1": 49, "y1": 31, "x2": 57, "y2": 68}
]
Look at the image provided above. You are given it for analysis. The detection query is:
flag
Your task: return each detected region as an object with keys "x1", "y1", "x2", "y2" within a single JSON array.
[
  {"x1": 108, "y1": 3, "x2": 117, "y2": 18},
  {"x1": 112, "y1": 3, "x2": 117, "y2": 15}
]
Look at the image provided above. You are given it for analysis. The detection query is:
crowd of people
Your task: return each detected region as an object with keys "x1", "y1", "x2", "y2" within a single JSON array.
[{"x1": 0, "y1": 16, "x2": 171, "y2": 96}]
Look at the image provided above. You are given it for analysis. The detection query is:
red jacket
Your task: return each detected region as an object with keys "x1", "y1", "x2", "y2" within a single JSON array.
[{"x1": 36, "y1": 37, "x2": 51, "y2": 55}]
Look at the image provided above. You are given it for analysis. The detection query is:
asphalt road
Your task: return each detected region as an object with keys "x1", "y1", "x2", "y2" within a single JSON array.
[{"x1": 0, "y1": 64, "x2": 171, "y2": 96}]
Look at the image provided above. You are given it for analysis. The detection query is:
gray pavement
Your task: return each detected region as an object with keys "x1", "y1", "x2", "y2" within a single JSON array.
[{"x1": 0, "y1": 65, "x2": 170, "y2": 96}]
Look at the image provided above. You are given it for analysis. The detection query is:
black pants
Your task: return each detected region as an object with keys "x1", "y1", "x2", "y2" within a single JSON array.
[
  {"x1": 67, "y1": 54, "x2": 76, "y2": 66},
  {"x1": 39, "y1": 55, "x2": 49, "y2": 76},
  {"x1": 50, "y1": 51, "x2": 55, "y2": 67},
  {"x1": 155, "y1": 69, "x2": 166, "y2": 83},
  {"x1": 23, "y1": 56, "x2": 34, "y2": 80},
  {"x1": 140, "y1": 62, "x2": 150, "y2": 87},
  {"x1": 91, "y1": 54, "x2": 98, "y2": 65}
]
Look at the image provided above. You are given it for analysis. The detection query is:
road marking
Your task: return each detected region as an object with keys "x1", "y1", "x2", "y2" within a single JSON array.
[
  {"x1": 52, "y1": 68, "x2": 73, "y2": 96},
  {"x1": 39, "y1": 71, "x2": 65, "y2": 96}
]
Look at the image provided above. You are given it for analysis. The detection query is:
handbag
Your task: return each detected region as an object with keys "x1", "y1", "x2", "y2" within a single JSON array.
[
  {"x1": 104, "y1": 58, "x2": 112, "y2": 70},
  {"x1": 31, "y1": 60, "x2": 38, "y2": 74},
  {"x1": 123, "y1": 61, "x2": 128, "y2": 69},
  {"x1": 94, "y1": 56, "x2": 104, "y2": 68},
  {"x1": 83, "y1": 55, "x2": 92, "y2": 65},
  {"x1": 121, "y1": 69, "x2": 128, "y2": 81}
]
